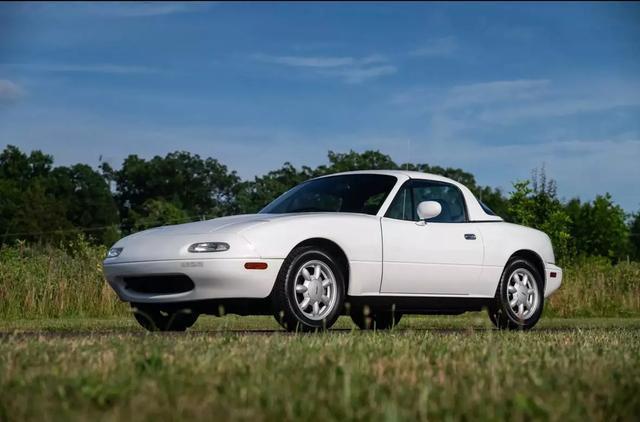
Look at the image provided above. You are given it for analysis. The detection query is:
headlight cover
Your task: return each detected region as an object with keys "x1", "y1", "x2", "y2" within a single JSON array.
[
  {"x1": 188, "y1": 242, "x2": 230, "y2": 253},
  {"x1": 106, "y1": 247, "x2": 123, "y2": 258}
]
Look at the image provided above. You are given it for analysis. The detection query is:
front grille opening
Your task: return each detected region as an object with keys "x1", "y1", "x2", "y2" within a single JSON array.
[{"x1": 123, "y1": 275, "x2": 195, "y2": 294}]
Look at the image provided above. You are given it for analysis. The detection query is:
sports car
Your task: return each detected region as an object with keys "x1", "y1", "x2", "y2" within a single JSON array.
[{"x1": 103, "y1": 170, "x2": 562, "y2": 331}]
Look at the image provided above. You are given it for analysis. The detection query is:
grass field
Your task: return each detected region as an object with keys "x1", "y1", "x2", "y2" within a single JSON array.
[
  {"x1": 1, "y1": 315, "x2": 639, "y2": 421},
  {"x1": 2, "y1": 245, "x2": 639, "y2": 420}
]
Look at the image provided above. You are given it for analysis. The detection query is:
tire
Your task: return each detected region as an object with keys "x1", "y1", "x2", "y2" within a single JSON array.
[
  {"x1": 350, "y1": 307, "x2": 402, "y2": 330},
  {"x1": 488, "y1": 258, "x2": 544, "y2": 330},
  {"x1": 131, "y1": 303, "x2": 199, "y2": 332},
  {"x1": 272, "y1": 246, "x2": 345, "y2": 332}
]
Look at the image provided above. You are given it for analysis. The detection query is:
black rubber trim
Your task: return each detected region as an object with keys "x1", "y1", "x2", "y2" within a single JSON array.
[
  {"x1": 123, "y1": 274, "x2": 195, "y2": 295},
  {"x1": 346, "y1": 296, "x2": 490, "y2": 314}
]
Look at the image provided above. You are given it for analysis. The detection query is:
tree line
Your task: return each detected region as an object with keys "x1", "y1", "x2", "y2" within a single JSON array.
[{"x1": 1, "y1": 144, "x2": 638, "y2": 264}]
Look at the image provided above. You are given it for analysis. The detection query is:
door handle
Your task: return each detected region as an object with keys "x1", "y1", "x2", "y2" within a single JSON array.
[{"x1": 464, "y1": 234, "x2": 476, "y2": 240}]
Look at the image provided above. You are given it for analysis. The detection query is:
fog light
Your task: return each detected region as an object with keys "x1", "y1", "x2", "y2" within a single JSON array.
[
  {"x1": 106, "y1": 247, "x2": 123, "y2": 258},
  {"x1": 188, "y1": 242, "x2": 230, "y2": 253}
]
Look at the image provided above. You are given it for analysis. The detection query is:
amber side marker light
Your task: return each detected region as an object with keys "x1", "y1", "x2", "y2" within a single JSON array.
[
  {"x1": 550, "y1": 272, "x2": 557, "y2": 278},
  {"x1": 245, "y1": 262, "x2": 268, "y2": 270}
]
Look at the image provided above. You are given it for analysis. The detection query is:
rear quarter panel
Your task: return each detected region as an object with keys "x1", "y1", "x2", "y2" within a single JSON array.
[{"x1": 476, "y1": 222, "x2": 555, "y2": 295}]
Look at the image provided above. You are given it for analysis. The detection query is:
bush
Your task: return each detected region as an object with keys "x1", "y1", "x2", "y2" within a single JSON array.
[
  {"x1": 545, "y1": 256, "x2": 640, "y2": 317},
  {"x1": 0, "y1": 239, "x2": 126, "y2": 319}
]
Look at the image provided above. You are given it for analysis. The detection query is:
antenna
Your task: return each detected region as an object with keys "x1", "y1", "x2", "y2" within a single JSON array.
[{"x1": 406, "y1": 139, "x2": 410, "y2": 170}]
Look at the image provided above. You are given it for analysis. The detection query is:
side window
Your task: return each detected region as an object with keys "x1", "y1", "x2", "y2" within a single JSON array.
[
  {"x1": 363, "y1": 191, "x2": 389, "y2": 215},
  {"x1": 385, "y1": 186, "x2": 414, "y2": 221},
  {"x1": 385, "y1": 181, "x2": 467, "y2": 222},
  {"x1": 412, "y1": 182, "x2": 466, "y2": 222}
]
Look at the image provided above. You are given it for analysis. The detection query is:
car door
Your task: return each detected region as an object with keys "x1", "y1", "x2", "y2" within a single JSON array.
[{"x1": 379, "y1": 179, "x2": 484, "y2": 295}]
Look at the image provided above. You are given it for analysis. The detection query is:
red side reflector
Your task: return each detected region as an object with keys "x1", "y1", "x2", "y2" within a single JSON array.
[
  {"x1": 245, "y1": 262, "x2": 268, "y2": 270},
  {"x1": 550, "y1": 272, "x2": 557, "y2": 278}
]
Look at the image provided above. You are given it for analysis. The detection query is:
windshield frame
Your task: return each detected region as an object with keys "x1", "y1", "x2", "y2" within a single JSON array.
[{"x1": 259, "y1": 174, "x2": 399, "y2": 216}]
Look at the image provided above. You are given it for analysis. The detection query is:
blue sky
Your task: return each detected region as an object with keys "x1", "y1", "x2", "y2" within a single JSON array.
[{"x1": 1, "y1": 2, "x2": 639, "y2": 211}]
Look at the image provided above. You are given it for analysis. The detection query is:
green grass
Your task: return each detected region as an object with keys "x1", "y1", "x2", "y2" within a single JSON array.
[
  {"x1": 1, "y1": 316, "x2": 639, "y2": 421},
  {"x1": 1, "y1": 244, "x2": 639, "y2": 419},
  {"x1": 2, "y1": 243, "x2": 640, "y2": 320}
]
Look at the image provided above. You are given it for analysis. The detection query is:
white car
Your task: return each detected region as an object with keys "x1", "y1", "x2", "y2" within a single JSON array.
[{"x1": 103, "y1": 170, "x2": 562, "y2": 332}]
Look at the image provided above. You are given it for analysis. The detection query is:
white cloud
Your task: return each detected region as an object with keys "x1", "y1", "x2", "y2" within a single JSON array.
[
  {"x1": 325, "y1": 65, "x2": 397, "y2": 84},
  {"x1": 437, "y1": 138, "x2": 640, "y2": 207},
  {"x1": 410, "y1": 36, "x2": 458, "y2": 57},
  {"x1": 1, "y1": 63, "x2": 160, "y2": 75},
  {"x1": 96, "y1": 2, "x2": 208, "y2": 17},
  {"x1": 443, "y1": 79, "x2": 550, "y2": 109},
  {"x1": 252, "y1": 53, "x2": 395, "y2": 84},
  {"x1": 392, "y1": 78, "x2": 640, "y2": 126},
  {"x1": 265, "y1": 56, "x2": 355, "y2": 68},
  {"x1": 23, "y1": 2, "x2": 212, "y2": 18},
  {"x1": 0, "y1": 80, "x2": 25, "y2": 102},
  {"x1": 385, "y1": 77, "x2": 640, "y2": 209},
  {"x1": 478, "y1": 96, "x2": 640, "y2": 124},
  {"x1": 252, "y1": 54, "x2": 386, "y2": 69},
  {"x1": 389, "y1": 79, "x2": 550, "y2": 108}
]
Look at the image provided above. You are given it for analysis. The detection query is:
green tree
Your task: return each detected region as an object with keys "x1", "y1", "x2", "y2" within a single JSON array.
[
  {"x1": 507, "y1": 170, "x2": 573, "y2": 264},
  {"x1": 105, "y1": 151, "x2": 240, "y2": 231},
  {"x1": 0, "y1": 146, "x2": 68, "y2": 243},
  {"x1": 0, "y1": 146, "x2": 56, "y2": 236},
  {"x1": 507, "y1": 180, "x2": 536, "y2": 227},
  {"x1": 0, "y1": 145, "x2": 118, "y2": 244},
  {"x1": 130, "y1": 199, "x2": 190, "y2": 231},
  {"x1": 236, "y1": 163, "x2": 314, "y2": 214},
  {"x1": 476, "y1": 186, "x2": 510, "y2": 219},
  {"x1": 6, "y1": 179, "x2": 72, "y2": 243},
  {"x1": 315, "y1": 150, "x2": 398, "y2": 175},
  {"x1": 567, "y1": 194, "x2": 629, "y2": 260},
  {"x1": 50, "y1": 164, "x2": 120, "y2": 244}
]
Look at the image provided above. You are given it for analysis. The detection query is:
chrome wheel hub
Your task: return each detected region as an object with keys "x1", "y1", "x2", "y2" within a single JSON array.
[
  {"x1": 506, "y1": 268, "x2": 540, "y2": 320},
  {"x1": 293, "y1": 260, "x2": 337, "y2": 320}
]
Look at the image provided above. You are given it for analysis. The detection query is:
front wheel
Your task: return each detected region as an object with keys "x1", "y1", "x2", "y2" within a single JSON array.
[
  {"x1": 488, "y1": 258, "x2": 544, "y2": 330},
  {"x1": 272, "y1": 246, "x2": 345, "y2": 332},
  {"x1": 131, "y1": 303, "x2": 199, "y2": 332}
]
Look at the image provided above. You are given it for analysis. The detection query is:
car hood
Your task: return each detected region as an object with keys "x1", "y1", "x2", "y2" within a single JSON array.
[
  {"x1": 126, "y1": 212, "x2": 355, "y2": 238},
  {"x1": 129, "y1": 214, "x2": 272, "y2": 237},
  {"x1": 107, "y1": 214, "x2": 275, "y2": 262}
]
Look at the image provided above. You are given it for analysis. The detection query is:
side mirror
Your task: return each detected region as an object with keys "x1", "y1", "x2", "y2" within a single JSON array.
[{"x1": 417, "y1": 201, "x2": 441, "y2": 221}]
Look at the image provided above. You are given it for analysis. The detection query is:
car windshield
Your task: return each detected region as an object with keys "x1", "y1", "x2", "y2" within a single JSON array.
[{"x1": 260, "y1": 174, "x2": 398, "y2": 215}]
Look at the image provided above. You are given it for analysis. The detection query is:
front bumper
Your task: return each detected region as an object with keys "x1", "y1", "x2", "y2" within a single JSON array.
[
  {"x1": 103, "y1": 258, "x2": 283, "y2": 304},
  {"x1": 544, "y1": 263, "x2": 562, "y2": 297}
]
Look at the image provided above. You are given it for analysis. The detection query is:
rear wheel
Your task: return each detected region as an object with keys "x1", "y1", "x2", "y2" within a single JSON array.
[
  {"x1": 350, "y1": 307, "x2": 402, "y2": 330},
  {"x1": 272, "y1": 246, "x2": 345, "y2": 332},
  {"x1": 488, "y1": 258, "x2": 544, "y2": 330},
  {"x1": 131, "y1": 303, "x2": 199, "y2": 332}
]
